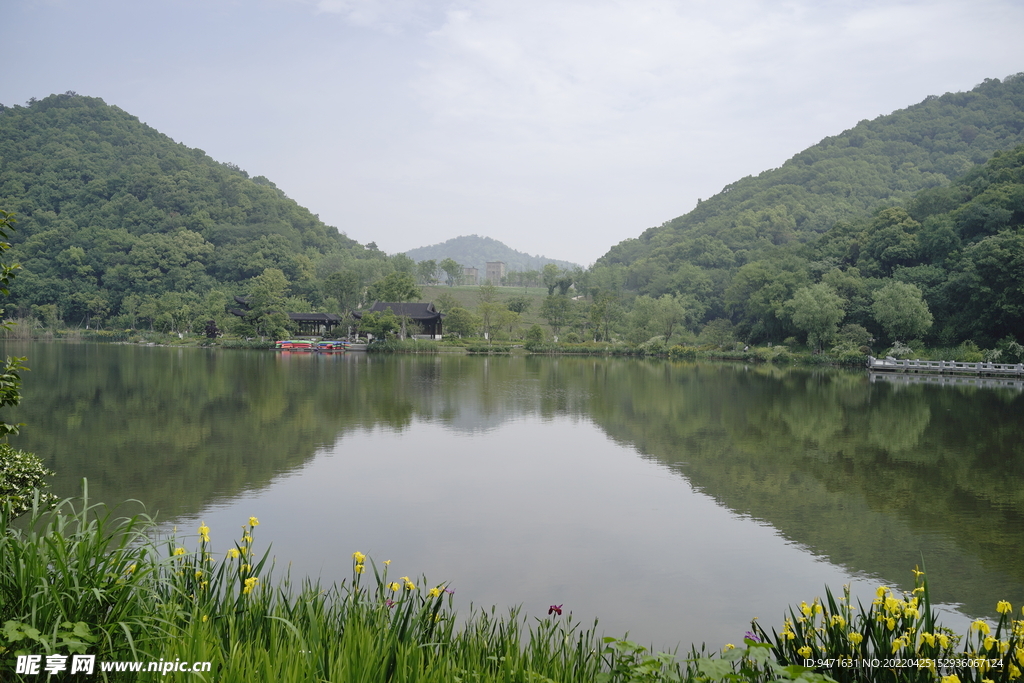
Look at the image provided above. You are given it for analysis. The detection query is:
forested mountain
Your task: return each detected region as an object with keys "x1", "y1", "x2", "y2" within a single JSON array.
[
  {"x1": 403, "y1": 234, "x2": 578, "y2": 273},
  {"x1": 593, "y1": 75, "x2": 1024, "y2": 301},
  {"x1": 806, "y1": 144, "x2": 1024, "y2": 346},
  {"x1": 0, "y1": 92, "x2": 396, "y2": 332}
]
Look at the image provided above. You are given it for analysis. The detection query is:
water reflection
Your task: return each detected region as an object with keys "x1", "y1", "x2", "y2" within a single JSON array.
[{"x1": 6, "y1": 343, "x2": 1023, "y2": 648}]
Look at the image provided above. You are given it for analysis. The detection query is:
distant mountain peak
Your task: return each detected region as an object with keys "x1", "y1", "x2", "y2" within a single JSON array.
[{"x1": 402, "y1": 235, "x2": 579, "y2": 272}]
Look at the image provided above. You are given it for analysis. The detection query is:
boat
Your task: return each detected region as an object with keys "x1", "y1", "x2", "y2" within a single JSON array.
[
  {"x1": 275, "y1": 339, "x2": 314, "y2": 350},
  {"x1": 315, "y1": 340, "x2": 348, "y2": 352}
]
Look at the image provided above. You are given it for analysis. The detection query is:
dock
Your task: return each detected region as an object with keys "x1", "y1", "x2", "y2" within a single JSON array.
[
  {"x1": 869, "y1": 371, "x2": 1024, "y2": 391},
  {"x1": 866, "y1": 356, "x2": 1024, "y2": 377}
]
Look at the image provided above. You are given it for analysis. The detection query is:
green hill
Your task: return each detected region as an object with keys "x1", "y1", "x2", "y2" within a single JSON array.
[
  {"x1": 402, "y1": 234, "x2": 578, "y2": 274},
  {"x1": 0, "y1": 92, "x2": 385, "y2": 329},
  {"x1": 593, "y1": 74, "x2": 1024, "y2": 310}
]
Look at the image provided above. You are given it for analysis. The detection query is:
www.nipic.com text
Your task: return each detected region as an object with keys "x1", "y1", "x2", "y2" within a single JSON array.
[{"x1": 15, "y1": 655, "x2": 213, "y2": 675}]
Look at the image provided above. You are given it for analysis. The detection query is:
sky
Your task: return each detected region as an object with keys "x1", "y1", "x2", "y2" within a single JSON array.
[{"x1": 3, "y1": 0, "x2": 1023, "y2": 266}]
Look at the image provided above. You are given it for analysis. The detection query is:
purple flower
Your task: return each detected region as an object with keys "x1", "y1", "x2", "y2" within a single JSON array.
[
  {"x1": 744, "y1": 631, "x2": 760, "y2": 643},
  {"x1": 445, "y1": 588, "x2": 455, "y2": 595},
  {"x1": 548, "y1": 604, "x2": 563, "y2": 616},
  {"x1": 385, "y1": 599, "x2": 396, "y2": 609}
]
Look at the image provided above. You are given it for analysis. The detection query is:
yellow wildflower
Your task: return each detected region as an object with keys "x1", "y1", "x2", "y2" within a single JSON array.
[
  {"x1": 921, "y1": 632, "x2": 936, "y2": 647},
  {"x1": 353, "y1": 551, "x2": 367, "y2": 564},
  {"x1": 388, "y1": 582, "x2": 400, "y2": 591},
  {"x1": 126, "y1": 564, "x2": 137, "y2": 574},
  {"x1": 797, "y1": 646, "x2": 812, "y2": 658},
  {"x1": 243, "y1": 577, "x2": 259, "y2": 594},
  {"x1": 972, "y1": 620, "x2": 992, "y2": 635},
  {"x1": 202, "y1": 615, "x2": 208, "y2": 623},
  {"x1": 173, "y1": 547, "x2": 186, "y2": 556},
  {"x1": 905, "y1": 607, "x2": 920, "y2": 619},
  {"x1": 813, "y1": 602, "x2": 823, "y2": 615},
  {"x1": 195, "y1": 570, "x2": 203, "y2": 579},
  {"x1": 781, "y1": 629, "x2": 795, "y2": 641},
  {"x1": 830, "y1": 615, "x2": 846, "y2": 628},
  {"x1": 404, "y1": 581, "x2": 416, "y2": 591},
  {"x1": 876, "y1": 586, "x2": 887, "y2": 598},
  {"x1": 1011, "y1": 664, "x2": 1021, "y2": 680},
  {"x1": 243, "y1": 534, "x2": 253, "y2": 543},
  {"x1": 984, "y1": 636, "x2": 997, "y2": 651},
  {"x1": 912, "y1": 567, "x2": 925, "y2": 578},
  {"x1": 198, "y1": 522, "x2": 210, "y2": 543},
  {"x1": 241, "y1": 564, "x2": 251, "y2": 572},
  {"x1": 227, "y1": 548, "x2": 240, "y2": 559},
  {"x1": 800, "y1": 601, "x2": 812, "y2": 617},
  {"x1": 723, "y1": 644, "x2": 735, "y2": 651},
  {"x1": 941, "y1": 676, "x2": 961, "y2": 683},
  {"x1": 913, "y1": 587, "x2": 925, "y2": 595},
  {"x1": 998, "y1": 601, "x2": 1013, "y2": 615},
  {"x1": 355, "y1": 564, "x2": 365, "y2": 574},
  {"x1": 384, "y1": 560, "x2": 391, "y2": 566},
  {"x1": 849, "y1": 633, "x2": 863, "y2": 645},
  {"x1": 428, "y1": 587, "x2": 442, "y2": 597},
  {"x1": 886, "y1": 617, "x2": 896, "y2": 631},
  {"x1": 249, "y1": 516, "x2": 259, "y2": 527}
]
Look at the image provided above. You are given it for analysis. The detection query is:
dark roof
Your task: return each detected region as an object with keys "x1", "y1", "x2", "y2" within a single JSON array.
[
  {"x1": 287, "y1": 313, "x2": 345, "y2": 323},
  {"x1": 352, "y1": 302, "x2": 442, "y2": 321}
]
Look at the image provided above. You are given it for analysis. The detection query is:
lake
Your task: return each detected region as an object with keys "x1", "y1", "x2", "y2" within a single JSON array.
[{"x1": 6, "y1": 341, "x2": 1023, "y2": 651}]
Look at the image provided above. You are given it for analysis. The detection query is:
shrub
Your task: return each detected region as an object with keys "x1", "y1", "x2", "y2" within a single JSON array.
[
  {"x1": 0, "y1": 445, "x2": 57, "y2": 517},
  {"x1": 669, "y1": 345, "x2": 699, "y2": 361}
]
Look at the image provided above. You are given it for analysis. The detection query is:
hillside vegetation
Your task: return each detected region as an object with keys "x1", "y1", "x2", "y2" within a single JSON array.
[
  {"x1": 580, "y1": 75, "x2": 1024, "y2": 349},
  {"x1": 594, "y1": 76, "x2": 1024, "y2": 295},
  {"x1": 0, "y1": 93, "x2": 397, "y2": 333}
]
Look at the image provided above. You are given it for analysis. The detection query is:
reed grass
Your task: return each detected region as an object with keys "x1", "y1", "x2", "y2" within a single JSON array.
[{"x1": 4, "y1": 492, "x2": 1023, "y2": 682}]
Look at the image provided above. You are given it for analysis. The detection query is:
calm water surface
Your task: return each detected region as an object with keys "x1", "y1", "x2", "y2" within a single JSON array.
[{"x1": 7, "y1": 341, "x2": 1023, "y2": 650}]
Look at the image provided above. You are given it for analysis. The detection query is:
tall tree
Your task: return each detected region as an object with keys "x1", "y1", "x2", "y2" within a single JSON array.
[
  {"x1": 872, "y1": 281, "x2": 932, "y2": 343},
  {"x1": 784, "y1": 283, "x2": 846, "y2": 352},
  {"x1": 440, "y1": 258, "x2": 462, "y2": 287}
]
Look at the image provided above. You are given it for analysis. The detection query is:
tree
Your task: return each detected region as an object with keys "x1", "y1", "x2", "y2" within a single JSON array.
[
  {"x1": 323, "y1": 271, "x2": 362, "y2": 313},
  {"x1": 443, "y1": 307, "x2": 479, "y2": 338},
  {"x1": 246, "y1": 268, "x2": 292, "y2": 339},
  {"x1": 440, "y1": 258, "x2": 462, "y2": 287},
  {"x1": 478, "y1": 283, "x2": 498, "y2": 304},
  {"x1": 540, "y1": 295, "x2": 574, "y2": 336},
  {"x1": 542, "y1": 264, "x2": 561, "y2": 296},
  {"x1": 505, "y1": 295, "x2": 531, "y2": 314},
  {"x1": 478, "y1": 302, "x2": 504, "y2": 340},
  {"x1": 872, "y1": 281, "x2": 933, "y2": 343},
  {"x1": 358, "y1": 309, "x2": 400, "y2": 339},
  {"x1": 370, "y1": 272, "x2": 420, "y2": 304},
  {"x1": 434, "y1": 292, "x2": 458, "y2": 313},
  {"x1": 417, "y1": 259, "x2": 439, "y2": 285},
  {"x1": 784, "y1": 284, "x2": 846, "y2": 352},
  {"x1": 0, "y1": 210, "x2": 56, "y2": 515}
]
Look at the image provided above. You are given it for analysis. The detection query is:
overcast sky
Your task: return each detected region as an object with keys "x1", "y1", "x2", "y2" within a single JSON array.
[{"x1": 4, "y1": 0, "x2": 1023, "y2": 265}]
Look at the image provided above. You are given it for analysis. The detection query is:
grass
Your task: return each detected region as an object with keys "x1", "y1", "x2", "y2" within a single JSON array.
[{"x1": 3, "y1": 491, "x2": 1023, "y2": 682}]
